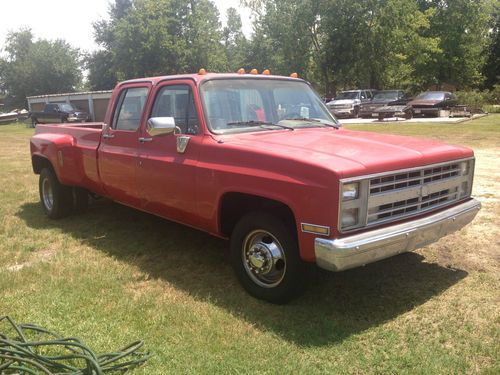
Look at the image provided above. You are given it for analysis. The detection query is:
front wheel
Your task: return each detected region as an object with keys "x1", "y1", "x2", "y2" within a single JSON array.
[
  {"x1": 230, "y1": 212, "x2": 305, "y2": 303},
  {"x1": 39, "y1": 168, "x2": 73, "y2": 219}
]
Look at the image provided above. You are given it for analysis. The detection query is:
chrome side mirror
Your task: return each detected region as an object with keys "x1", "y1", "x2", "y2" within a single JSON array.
[{"x1": 147, "y1": 117, "x2": 176, "y2": 136}]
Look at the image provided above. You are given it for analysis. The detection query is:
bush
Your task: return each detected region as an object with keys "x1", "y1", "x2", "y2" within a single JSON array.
[
  {"x1": 455, "y1": 86, "x2": 500, "y2": 111},
  {"x1": 455, "y1": 90, "x2": 489, "y2": 110}
]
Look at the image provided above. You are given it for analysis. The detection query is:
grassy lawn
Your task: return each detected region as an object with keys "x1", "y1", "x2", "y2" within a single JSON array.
[{"x1": 0, "y1": 116, "x2": 499, "y2": 374}]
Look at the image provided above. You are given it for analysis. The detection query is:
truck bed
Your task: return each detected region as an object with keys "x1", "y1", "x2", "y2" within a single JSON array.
[{"x1": 31, "y1": 122, "x2": 105, "y2": 194}]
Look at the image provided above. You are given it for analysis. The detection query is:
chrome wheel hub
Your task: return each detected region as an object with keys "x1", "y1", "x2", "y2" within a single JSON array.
[
  {"x1": 42, "y1": 177, "x2": 54, "y2": 211},
  {"x1": 242, "y1": 230, "x2": 286, "y2": 288}
]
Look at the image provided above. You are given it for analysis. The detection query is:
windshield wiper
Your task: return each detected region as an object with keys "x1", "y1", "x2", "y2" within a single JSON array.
[
  {"x1": 281, "y1": 117, "x2": 340, "y2": 129},
  {"x1": 226, "y1": 120, "x2": 294, "y2": 131}
]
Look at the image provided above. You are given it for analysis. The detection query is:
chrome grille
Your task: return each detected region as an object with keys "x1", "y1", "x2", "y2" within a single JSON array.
[
  {"x1": 339, "y1": 158, "x2": 474, "y2": 232},
  {"x1": 367, "y1": 162, "x2": 467, "y2": 225}
]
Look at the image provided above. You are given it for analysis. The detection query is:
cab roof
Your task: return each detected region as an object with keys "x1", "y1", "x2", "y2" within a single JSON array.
[{"x1": 118, "y1": 72, "x2": 305, "y2": 87}]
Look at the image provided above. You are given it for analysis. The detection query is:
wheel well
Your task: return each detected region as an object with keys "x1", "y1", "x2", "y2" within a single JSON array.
[
  {"x1": 219, "y1": 192, "x2": 296, "y2": 237},
  {"x1": 32, "y1": 155, "x2": 54, "y2": 174}
]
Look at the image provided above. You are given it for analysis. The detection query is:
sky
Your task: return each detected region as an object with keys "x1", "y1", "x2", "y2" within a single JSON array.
[{"x1": 0, "y1": 0, "x2": 253, "y2": 53}]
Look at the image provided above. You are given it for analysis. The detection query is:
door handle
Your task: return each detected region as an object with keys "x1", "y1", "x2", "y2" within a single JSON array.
[
  {"x1": 138, "y1": 137, "x2": 153, "y2": 143},
  {"x1": 103, "y1": 133, "x2": 115, "y2": 139}
]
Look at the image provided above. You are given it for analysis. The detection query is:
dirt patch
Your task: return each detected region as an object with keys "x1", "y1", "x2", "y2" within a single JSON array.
[{"x1": 5, "y1": 248, "x2": 56, "y2": 272}]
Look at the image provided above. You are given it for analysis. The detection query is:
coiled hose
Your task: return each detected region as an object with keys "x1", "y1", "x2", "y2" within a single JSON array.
[{"x1": 0, "y1": 316, "x2": 151, "y2": 374}]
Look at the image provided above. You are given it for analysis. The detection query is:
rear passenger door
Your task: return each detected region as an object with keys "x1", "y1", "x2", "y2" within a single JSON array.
[{"x1": 98, "y1": 83, "x2": 151, "y2": 207}]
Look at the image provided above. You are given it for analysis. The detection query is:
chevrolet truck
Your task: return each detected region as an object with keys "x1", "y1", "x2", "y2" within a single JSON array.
[{"x1": 30, "y1": 72, "x2": 481, "y2": 303}]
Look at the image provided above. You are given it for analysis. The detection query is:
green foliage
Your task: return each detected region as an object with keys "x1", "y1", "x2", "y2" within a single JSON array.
[
  {"x1": 0, "y1": 29, "x2": 81, "y2": 108},
  {"x1": 416, "y1": 0, "x2": 492, "y2": 89},
  {"x1": 88, "y1": 0, "x2": 228, "y2": 86},
  {"x1": 223, "y1": 7, "x2": 248, "y2": 72},
  {"x1": 483, "y1": 3, "x2": 500, "y2": 89}
]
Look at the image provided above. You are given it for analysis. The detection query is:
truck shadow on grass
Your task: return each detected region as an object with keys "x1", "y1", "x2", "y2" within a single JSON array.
[{"x1": 17, "y1": 200, "x2": 468, "y2": 347}]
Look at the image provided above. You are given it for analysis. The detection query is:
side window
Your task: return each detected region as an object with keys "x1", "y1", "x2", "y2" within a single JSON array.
[
  {"x1": 45, "y1": 104, "x2": 56, "y2": 112},
  {"x1": 151, "y1": 85, "x2": 199, "y2": 135},
  {"x1": 360, "y1": 91, "x2": 366, "y2": 99},
  {"x1": 113, "y1": 87, "x2": 149, "y2": 131}
]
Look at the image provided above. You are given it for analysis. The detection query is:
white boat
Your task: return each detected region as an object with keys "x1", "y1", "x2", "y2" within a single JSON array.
[{"x1": 0, "y1": 111, "x2": 20, "y2": 124}]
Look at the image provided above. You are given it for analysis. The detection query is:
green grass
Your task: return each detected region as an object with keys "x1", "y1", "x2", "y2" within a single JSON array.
[{"x1": 1, "y1": 116, "x2": 499, "y2": 374}]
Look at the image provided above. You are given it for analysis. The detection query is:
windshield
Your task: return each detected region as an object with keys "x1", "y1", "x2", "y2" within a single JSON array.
[
  {"x1": 335, "y1": 91, "x2": 360, "y2": 100},
  {"x1": 59, "y1": 103, "x2": 76, "y2": 112},
  {"x1": 416, "y1": 92, "x2": 445, "y2": 101},
  {"x1": 373, "y1": 91, "x2": 399, "y2": 100},
  {"x1": 200, "y1": 78, "x2": 338, "y2": 134}
]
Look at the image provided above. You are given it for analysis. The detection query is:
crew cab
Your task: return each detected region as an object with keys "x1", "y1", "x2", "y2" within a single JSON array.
[
  {"x1": 30, "y1": 103, "x2": 90, "y2": 126},
  {"x1": 30, "y1": 72, "x2": 481, "y2": 303}
]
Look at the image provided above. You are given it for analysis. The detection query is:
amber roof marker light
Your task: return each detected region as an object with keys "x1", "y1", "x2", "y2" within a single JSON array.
[
  {"x1": 290, "y1": 72, "x2": 298, "y2": 78},
  {"x1": 198, "y1": 68, "x2": 207, "y2": 75},
  {"x1": 262, "y1": 69, "x2": 270, "y2": 75},
  {"x1": 250, "y1": 69, "x2": 258, "y2": 75},
  {"x1": 237, "y1": 68, "x2": 246, "y2": 74}
]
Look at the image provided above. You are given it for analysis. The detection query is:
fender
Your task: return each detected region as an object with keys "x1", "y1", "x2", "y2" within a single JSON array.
[{"x1": 30, "y1": 133, "x2": 82, "y2": 186}]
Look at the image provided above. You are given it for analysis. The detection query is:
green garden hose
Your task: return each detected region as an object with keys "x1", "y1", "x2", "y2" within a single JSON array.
[{"x1": 0, "y1": 316, "x2": 151, "y2": 374}]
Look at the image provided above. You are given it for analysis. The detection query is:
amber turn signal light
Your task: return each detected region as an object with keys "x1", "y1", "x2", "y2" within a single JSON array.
[{"x1": 198, "y1": 68, "x2": 207, "y2": 75}]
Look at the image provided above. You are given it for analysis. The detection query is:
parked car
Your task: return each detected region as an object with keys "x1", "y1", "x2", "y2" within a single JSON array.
[
  {"x1": 326, "y1": 89, "x2": 376, "y2": 118},
  {"x1": 30, "y1": 72, "x2": 480, "y2": 303},
  {"x1": 359, "y1": 90, "x2": 407, "y2": 118},
  {"x1": 408, "y1": 91, "x2": 458, "y2": 117},
  {"x1": 30, "y1": 103, "x2": 90, "y2": 126}
]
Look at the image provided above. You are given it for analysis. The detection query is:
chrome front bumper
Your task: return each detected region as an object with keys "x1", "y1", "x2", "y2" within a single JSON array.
[{"x1": 315, "y1": 199, "x2": 481, "y2": 272}]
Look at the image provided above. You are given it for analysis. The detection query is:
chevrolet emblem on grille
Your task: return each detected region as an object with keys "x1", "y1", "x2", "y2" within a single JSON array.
[{"x1": 420, "y1": 185, "x2": 430, "y2": 196}]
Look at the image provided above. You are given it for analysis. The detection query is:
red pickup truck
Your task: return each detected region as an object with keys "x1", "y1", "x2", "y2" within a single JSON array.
[{"x1": 30, "y1": 72, "x2": 481, "y2": 303}]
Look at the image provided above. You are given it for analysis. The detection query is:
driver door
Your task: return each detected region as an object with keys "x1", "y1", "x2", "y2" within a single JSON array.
[{"x1": 137, "y1": 81, "x2": 202, "y2": 226}]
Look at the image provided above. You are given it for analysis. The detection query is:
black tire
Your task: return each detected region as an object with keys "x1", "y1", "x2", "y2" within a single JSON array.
[
  {"x1": 353, "y1": 106, "x2": 360, "y2": 118},
  {"x1": 39, "y1": 168, "x2": 73, "y2": 219},
  {"x1": 31, "y1": 117, "x2": 38, "y2": 128},
  {"x1": 73, "y1": 187, "x2": 89, "y2": 213},
  {"x1": 378, "y1": 113, "x2": 385, "y2": 121},
  {"x1": 230, "y1": 212, "x2": 305, "y2": 304},
  {"x1": 405, "y1": 110, "x2": 413, "y2": 120}
]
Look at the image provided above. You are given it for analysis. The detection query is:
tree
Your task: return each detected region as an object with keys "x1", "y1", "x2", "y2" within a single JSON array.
[
  {"x1": 223, "y1": 7, "x2": 248, "y2": 71},
  {"x1": 0, "y1": 29, "x2": 82, "y2": 107},
  {"x1": 86, "y1": 0, "x2": 133, "y2": 90},
  {"x1": 416, "y1": 0, "x2": 492, "y2": 89},
  {"x1": 483, "y1": 3, "x2": 500, "y2": 89},
  {"x1": 88, "y1": 0, "x2": 227, "y2": 83}
]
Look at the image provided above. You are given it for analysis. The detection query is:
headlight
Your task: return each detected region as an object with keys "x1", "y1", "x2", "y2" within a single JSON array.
[
  {"x1": 341, "y1": 208, "x2": 359, "y2": 227},
  {"x1": 342, "y1": 182, "x2": 359, "y2": 201}
]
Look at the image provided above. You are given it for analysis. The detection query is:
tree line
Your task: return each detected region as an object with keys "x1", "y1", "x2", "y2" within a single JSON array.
[{"x1": 1, "y1": 0, "x2": 498, "y2": 108}]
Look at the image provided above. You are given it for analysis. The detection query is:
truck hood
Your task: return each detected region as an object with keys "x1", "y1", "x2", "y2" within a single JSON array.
[
  {"x1": 328, "y1": 99, "x2": 359, "y2": 105},
  {"x1": 221, "y1": 128, "x2": 472, "y2": 178},
  {"x1": 408, "y1": 99, "x2": 442, "y2": 107}
]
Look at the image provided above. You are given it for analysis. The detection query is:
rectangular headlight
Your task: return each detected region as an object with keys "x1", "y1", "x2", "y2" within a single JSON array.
[
  {"x1": 342, "y1": 182, "x2": 359, "y2": 201},
  {"x1": 341, "y1": 208, "x2": 359, "y2": 227}
]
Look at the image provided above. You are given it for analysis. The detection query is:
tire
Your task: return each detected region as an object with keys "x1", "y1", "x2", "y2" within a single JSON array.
[
  {"x1": 39, "y1": 168, "x2": 73, "y2": 219},
  {"x1": 353, "y1": 106, "x2": 360, "y2": 118},
  {"x1": 230, "y1": 212, "x2": 305, "y2": 304},
  {"x1": 31, "y1": 117, "x2": 38, "y2": 128},
  {"x1": 73, "y1": 187, "x2": 89, "y2": 213},
  {"x1": 378, "y1": 113, "x2": 385, "y2": 121},
  {"x1": 405, "y1": 110, "x2": 413, "y2": 120}
]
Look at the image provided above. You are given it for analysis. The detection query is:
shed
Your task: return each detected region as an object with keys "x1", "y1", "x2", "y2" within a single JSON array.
[{"x1": 26, "y1": 90, "x2": 112, "y2": 122}]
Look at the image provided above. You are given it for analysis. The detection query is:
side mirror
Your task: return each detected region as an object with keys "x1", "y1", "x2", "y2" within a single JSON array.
[{"x1": 147, "y1": 117, "x2": 176, "y2": 136}]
